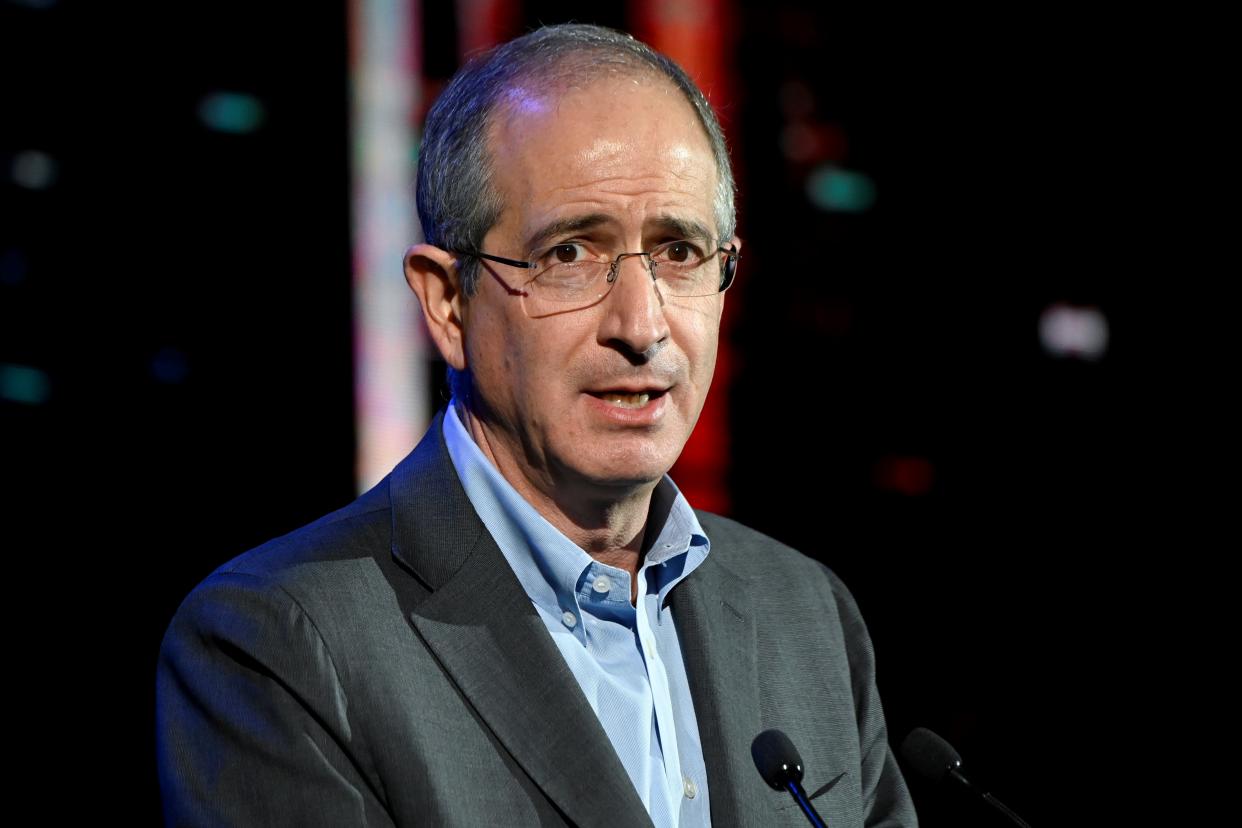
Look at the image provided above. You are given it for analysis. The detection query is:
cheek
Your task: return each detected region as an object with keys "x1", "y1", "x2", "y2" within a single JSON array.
[
  {"x1": 522, "y1": 321, "x2": 592, "y2": 381},
  {"x1": 678, "y1": 315, "x2": 721, "y2": 373},
  {"x1": 694, "y1": 343, "x2": 720, "y2": 387},
  {"x1": 464, "y1": 306, "x2": 520, "y2": 398}
]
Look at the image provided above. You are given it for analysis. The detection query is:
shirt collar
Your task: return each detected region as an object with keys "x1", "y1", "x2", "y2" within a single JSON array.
[{"x1": 441, "y1": 401, "x2": 710, "y2": 628}]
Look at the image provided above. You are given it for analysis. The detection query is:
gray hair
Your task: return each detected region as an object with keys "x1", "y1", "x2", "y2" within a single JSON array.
[{"x1": 415, "y1": 23, "x2": 737, "y2": 404}]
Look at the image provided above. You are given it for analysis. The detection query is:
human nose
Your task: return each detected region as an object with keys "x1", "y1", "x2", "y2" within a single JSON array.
[{"x1": 598, "y1": 252, "x2": 669, "y2": 360}]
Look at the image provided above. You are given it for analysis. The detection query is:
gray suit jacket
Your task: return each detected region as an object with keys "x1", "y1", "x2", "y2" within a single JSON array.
[{"x1": 157, "y1": 412, "x2": 916, "y2": 827}]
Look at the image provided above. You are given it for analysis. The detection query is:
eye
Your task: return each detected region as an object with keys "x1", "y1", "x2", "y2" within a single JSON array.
[
  {"x1": 546, "y1": 243, "x2": 587, "y2": 264},
  {"x1": 662, "y1": 240, "x2": 704, "y2": 264}
]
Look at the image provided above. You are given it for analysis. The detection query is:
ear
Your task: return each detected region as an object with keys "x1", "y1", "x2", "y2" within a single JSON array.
[
  {"x1": 404, "y1": 243, "x2": 467, "y2": 371},
  {"x1": 717, "y1": 234, "x2": 743, "y2": 321}
]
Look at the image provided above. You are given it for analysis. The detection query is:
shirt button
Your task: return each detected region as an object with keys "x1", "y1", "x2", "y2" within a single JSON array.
[
  {"x1": 561, "y1": 610, "x2": 577, "y2": 628},
  {"x1": 683, "y1": 775, "x2": 697, "y2": 799},
  {"x1": 592, "y1": 575, "x2": 612, "y2": 594}
]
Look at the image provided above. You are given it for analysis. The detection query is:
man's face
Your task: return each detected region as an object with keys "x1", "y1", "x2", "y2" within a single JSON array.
[{"x1": 460, "y1": 73, "x2": 732, "y2": 503}]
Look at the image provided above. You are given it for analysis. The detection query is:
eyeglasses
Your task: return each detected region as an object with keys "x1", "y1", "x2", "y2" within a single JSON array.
[{"x1": 463, "y1": 238, "x2": 740, "y2": 316}]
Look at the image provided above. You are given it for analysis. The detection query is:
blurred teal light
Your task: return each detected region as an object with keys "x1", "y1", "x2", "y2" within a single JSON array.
[
  {"x1": 198, "y1": 92, "x2": 266, "y2": 134},
  {"x1": 807, "y1": 165, "x2": 876, "y2": 213},
  {"x1": 11, "y1": 150, "x2": 57, "y2": 190},
  {"x1": 0, "y1": 363, "x2": 51, "y2": 405}
]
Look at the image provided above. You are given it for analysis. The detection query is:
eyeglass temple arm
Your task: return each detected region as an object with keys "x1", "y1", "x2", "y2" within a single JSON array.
[
  {"x1": 472, "y1": 251, "x2": 531, "y2": 269},
  {"x1": 466, "y1": 251, "x2": 531, "y2": 296}
]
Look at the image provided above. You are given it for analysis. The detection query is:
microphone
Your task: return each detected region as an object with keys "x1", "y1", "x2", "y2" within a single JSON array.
[
  {"x1": 900, "y1": 727, "x2": 1032, "y2": 828},
  {"x1": 751, "y1": 729, "x2": 827, "y2": 828}
]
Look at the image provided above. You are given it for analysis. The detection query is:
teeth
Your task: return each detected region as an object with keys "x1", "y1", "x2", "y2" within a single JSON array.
[{"x1": 600, "y1": 392, "x2": 650, "y2": 408}]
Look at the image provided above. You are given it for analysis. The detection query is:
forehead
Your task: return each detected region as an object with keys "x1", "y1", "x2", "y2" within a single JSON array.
[{"x1": 484, "y1": 74, "x2": 718, "y2": 250}]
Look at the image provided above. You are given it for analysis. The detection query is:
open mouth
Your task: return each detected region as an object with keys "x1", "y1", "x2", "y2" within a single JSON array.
[{"x1": 586, "y1": 389, "x2": 667, "y2": 409}]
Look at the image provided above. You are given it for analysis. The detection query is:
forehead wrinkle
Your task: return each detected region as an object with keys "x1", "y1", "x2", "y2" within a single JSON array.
[{"x1": 541, "y1": 164, "x2": 713, "y2": 197}]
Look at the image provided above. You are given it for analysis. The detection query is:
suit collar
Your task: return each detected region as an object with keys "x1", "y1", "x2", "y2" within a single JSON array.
[
  {"x1": 670, "y1": 545, "x2": 770, "y2": 827},
  {"x1": 387, "y1": 412, "x2": 653, "y2": 827},
  {"x1": 387, "y1": 410, "x2": 484, "y2": 591}
]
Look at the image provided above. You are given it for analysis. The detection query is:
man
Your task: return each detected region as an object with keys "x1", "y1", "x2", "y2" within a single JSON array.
[{"x1": 157, "y1": 23, "x2": 916, "y2": 827}]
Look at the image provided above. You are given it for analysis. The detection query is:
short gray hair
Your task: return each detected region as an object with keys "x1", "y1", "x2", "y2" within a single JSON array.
[{"x1": 415, "y1": 23, "x2": 737, "y2": 404}]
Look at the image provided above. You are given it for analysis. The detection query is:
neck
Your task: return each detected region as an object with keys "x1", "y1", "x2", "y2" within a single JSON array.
[{"x1": 458, "y1": 401, "x2": 658, "y2": 594}]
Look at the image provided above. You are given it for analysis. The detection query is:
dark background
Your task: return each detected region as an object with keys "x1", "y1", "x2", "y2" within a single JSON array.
[{"x1": 4, "y1": 1, "x2": 1159, "y2": 823}]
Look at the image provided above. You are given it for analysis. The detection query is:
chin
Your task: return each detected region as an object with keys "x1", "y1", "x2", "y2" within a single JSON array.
[
  {"x1": 571, "y1": 457, "x2": 670, "y2": 491},
  {"x1": 555, "y1": 430, "x2": 684, "y2": 490}
]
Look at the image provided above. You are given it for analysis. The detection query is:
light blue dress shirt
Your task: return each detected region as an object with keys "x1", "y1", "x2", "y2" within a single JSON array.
[{"x1": 442, "y1": 403, "x2": 713, "y2": 827}]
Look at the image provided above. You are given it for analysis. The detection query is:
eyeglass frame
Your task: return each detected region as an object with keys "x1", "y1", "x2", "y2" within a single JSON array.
[{"x1": 459, "y1": 239, "x2": 740, "y2": 301}]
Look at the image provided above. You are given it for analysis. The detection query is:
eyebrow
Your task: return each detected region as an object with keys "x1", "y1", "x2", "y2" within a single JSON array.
[
  {"x1": 648, "y1": 215, "x2": 715, "y2": 244},
  {"x1": 525, "y1": 214, "x2": 612, "y2": 252},
  {"x1": 524, "y1": 213, "x2": 716, "y2": 252}
]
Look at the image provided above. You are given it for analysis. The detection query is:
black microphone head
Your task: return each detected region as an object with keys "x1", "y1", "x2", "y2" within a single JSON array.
[
  {"x1": 751, "y1": 729, "x2": 805, "y2": 790},
  {"x1": 900, "y1": 727, "x2": 963, "y2": 783}
]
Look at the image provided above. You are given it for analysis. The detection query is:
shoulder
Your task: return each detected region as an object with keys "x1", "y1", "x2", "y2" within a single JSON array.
[
  {"x1": 694, "y1": 509, "x2": 808, "y2": 564},
  {"x1": 218, "y1": 478, "x2": 392, "y2": 590},
  {"x1": 692, "y1": 509, "x2": 869, "y2": 633},
  {"x1": 217, "y1": 479, "x2": 392, "y2": 580},
  {"x1": 166, "y1": 478, "x2": 398, "y2": 643},
  {"x1": 693, "y1": 509, "x2": 850, "y2": 591}
]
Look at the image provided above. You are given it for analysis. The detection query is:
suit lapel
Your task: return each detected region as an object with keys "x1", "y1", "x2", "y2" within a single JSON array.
[
  {"x1": 388, "y1": 413, "x2": 652, "y2": 828},
  {"x1": 671, "y1": 550, "x2": 770, "y2": 827}
]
